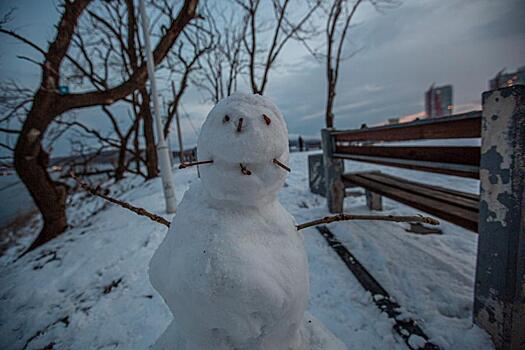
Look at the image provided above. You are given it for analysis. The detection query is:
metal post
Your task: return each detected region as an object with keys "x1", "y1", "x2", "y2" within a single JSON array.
[
  {"x1": 474, "y1": 85, "x2": 524, "y2": 350},
  {"x1": 175, "y1": 112, "x2": 184, "y2": 162},
  {"x1": 171, "y1": 82, "x2": 184, "y2": 162},
  {"x1": 321, "y1": 129, "x2": 345, "y2": 213},
  {"x1": 139, "y1": 0, "x2": 176, "y2": 213}
]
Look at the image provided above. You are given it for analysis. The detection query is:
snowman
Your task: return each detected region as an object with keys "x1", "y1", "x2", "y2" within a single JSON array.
[{"x1": 149, "y1": 93, "x2": 347, "y2": 350}]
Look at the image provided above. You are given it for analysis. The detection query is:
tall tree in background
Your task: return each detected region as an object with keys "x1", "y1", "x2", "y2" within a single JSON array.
[
  {"x1": 323, "y1": 0, "x2": 397, "y2": 127},
  {"x1": 235, "y1": 0, "x2": 321, "y2": 95},
  {"x1": 0, "y1": 0, "x2": 199, "y2": 252},
  {"x1": 163, "y1": 14, "x2": 213, "y2": 138},
  {"x1": 194, "y1": 3, "x2": 248, "y2": 103}
]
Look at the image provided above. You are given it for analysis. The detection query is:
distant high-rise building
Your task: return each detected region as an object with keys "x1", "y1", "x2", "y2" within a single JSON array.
[
  {"x1": 425, "y1": 84, "x2": 453, "y2": 118},
  {"x1": 489, "y1": 66, "x2": 525, "y2": 89}
]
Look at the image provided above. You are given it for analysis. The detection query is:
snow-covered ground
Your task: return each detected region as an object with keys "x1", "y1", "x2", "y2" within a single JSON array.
[{"x1": 0, "y1": 151, "x2": 493, "y2": 350}]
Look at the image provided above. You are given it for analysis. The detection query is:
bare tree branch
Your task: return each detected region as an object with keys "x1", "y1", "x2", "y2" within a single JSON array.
[
  {"x1": 297, "y1": 213, "x2": 439, "y2": 230},
  {"x1": 70, "y1": 171, "x2": 170, "y2": 227}
]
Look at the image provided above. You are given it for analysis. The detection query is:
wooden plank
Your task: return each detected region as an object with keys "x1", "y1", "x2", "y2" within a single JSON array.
[
  {"x1": 316, "y1": 226, "x2": 441, "y2": 350},
  {"x1": 334, "y1": 154, "x2": 479, "y2": 179},
  {"x1": 360, "y1": 172, "x2": 479, "y2": 212},
  {"x1": 413, "y1": 181, "x2": 479, "y2": 202},
  {"x1": 343, "y1": 174, "x2": 478, "y2": 232},
  {"x1": 334, "y1": 146, "x2": 480, "y2": 166},
  {"x1": 333, "y1": 111, "x2": 481, "y2": 142},
  {"x1": 368, "y1": 172, "x2": 479, "y2": 202}
]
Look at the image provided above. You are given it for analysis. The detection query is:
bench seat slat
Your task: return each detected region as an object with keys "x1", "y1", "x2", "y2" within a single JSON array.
[
  {"x1": 360, "y1": 172, "x2": 479, "y2": 212},
  {"x1": 392, "y1": 177, "x2": 479, "y2": 201},
  {"x1": 342, "y1": 172, "x2": 478, "y2": 232},
  {"x1": 363, "y1": 172, "x2": 479, "y2": 201}
]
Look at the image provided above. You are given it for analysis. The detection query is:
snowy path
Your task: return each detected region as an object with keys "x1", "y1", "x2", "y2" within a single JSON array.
[{"x1": 0, "y1": 152, "x2": 493, "y2": 349}]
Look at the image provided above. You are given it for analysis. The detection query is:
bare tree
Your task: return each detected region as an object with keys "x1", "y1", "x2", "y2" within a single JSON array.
[
  {"x1": 194, "y1": 3, "x2": 248, "y2": 103},
  {"x1": 0, "y1": 81, "x2": 72, "y2": 170},
  {"x1": 163, "y1": 17, "x2": 213, "y2": 139},
  {"x1": 0, "y1": 81, "x2": 32, "y2": 168},
  {"x1": 0, "y1": 0, "x2": 200, "y2": 252},
  {"x1": 323, "y1": 0, "x2": 398, "y2": 127},
  {"x1": 54, "y1": 107, "x2": 143, "y2": 181},
  {"x1": 69, "y1": 0, "x2": 159, "y2": 179},
  {"x1": 235, "y1": 0, "x2": 321, "y2": 95}
]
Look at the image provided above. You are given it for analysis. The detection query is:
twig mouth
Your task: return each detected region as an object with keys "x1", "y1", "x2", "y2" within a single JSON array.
[
  {"x1": 179, "y1": 159, "x2": 214, "y2": 169},
  {"x1": 273, "y1": 158, "x2": 291, "y2": 172}
]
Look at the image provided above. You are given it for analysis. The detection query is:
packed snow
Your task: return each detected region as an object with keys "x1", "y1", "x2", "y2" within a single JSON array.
[{"x1": 0, "y1": 152, "x2": 494, "y2": 348}]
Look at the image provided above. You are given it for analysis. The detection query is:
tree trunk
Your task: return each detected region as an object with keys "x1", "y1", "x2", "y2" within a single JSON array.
[
  {"x1": 325, "y1": 83, "x2": 335, "y2": 128},
  {"x1": 114, "y1": 141, "x2": 127, "y2": 181},
  {"x1": 140, "y1": 88, "x2": 158, "y2": 179},
  {"x1": 14, "y1": 93, "x2": 68, "y2": 252},
  {"x1": 134, "y1": 120, "x2": 141, "y2": 174}
]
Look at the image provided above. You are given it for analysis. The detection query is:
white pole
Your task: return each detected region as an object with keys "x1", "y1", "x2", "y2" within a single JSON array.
[{"x1": 139, "y1": 0, "x2": 177, "y2": 213}]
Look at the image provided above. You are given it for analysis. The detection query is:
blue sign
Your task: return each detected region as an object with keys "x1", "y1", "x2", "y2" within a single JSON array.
[{"x1": 58, "y1": 85, "x2": 70, "y2": 95}]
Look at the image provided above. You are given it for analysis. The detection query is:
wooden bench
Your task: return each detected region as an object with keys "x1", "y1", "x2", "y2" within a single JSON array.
[
  {"x1": 314, "y1": 85, "x2": 525, "y2": 349},
  {"x1": 321, "y1": 111, "x2": 482, "y2": 232}
]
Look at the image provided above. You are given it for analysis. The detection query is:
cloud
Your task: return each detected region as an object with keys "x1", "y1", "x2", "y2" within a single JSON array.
[{"x1": 1, "y1": 0, "x2": 523, "y2": 154}]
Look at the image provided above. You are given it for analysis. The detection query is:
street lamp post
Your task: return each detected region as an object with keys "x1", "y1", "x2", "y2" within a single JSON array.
[{"x1": 139, "y1": 0, "x2": 177, "y2": 213}]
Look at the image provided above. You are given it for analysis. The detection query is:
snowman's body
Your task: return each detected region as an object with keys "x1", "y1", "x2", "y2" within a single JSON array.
[{"x1": 149, "y1": 93, "x2": 347, "y2": 350}]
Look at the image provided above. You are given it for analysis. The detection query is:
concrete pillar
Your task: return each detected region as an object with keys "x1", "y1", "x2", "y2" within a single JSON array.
[
  {"x1": 321, "y1": 129, "x2": 345, "y2": 213},
  {"x1": 474, "y1": 85, "x2": 525, "y2": 350}
]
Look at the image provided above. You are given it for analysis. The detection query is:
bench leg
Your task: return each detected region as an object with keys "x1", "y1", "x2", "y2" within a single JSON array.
[
  {"x1": 322, "y1": 129, "x2": 345, "y2": 213},
  {"x1": 365, "y1": 190, "x2": 383, "y2": 211}
]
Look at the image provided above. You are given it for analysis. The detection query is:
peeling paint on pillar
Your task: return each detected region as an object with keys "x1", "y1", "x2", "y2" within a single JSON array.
[{"x1": 473, "y1": 85, "x2": 525, "y2": 350}]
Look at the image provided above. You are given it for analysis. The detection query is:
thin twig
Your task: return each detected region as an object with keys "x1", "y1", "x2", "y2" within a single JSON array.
[
  {"x1": 236, "y1": 117, "x2": 244, "y2": 132},
  {"x1": 179, "y1": 159, "x2": 213, "y2": 169},
  {"x1": 70, "y1": 171, "x2": 170, "y2": 227},
  {"x1": 240, "y1": 163, "x2": 252, "y2": 175},
  {"x1": 296, "y1": 213, "x2": 439, "y2": 231},
  {"x1": 273, "y1": 158, "x2": 290, "y2": 172}
]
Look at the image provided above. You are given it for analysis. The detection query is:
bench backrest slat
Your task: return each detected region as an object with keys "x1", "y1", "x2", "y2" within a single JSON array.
[
  {"x1": 333, "y1": 153, "x2": 479, "y2": 179},
  {"x1": 333, "y1": 111, "x2": 481, "y2": 142},
  {"x1": 334, "y1": 145, "x2": 480, "y2": 166}
]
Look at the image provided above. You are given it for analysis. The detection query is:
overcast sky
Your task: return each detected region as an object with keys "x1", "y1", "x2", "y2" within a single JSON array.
[{"x1": 1, "y1": 0, "x2": 524, "y2": 156}]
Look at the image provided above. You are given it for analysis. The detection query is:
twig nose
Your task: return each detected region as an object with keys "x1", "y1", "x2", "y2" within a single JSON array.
[
  {"x1": 236, "y1": 118, "x2": 244, "y2": 132},
  {"x1": 240, "y1": 163, "x2": 251, "y2": 175}
]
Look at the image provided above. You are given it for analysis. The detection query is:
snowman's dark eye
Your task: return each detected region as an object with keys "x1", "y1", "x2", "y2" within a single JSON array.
[
  {"x1": 223, "y1": 115, "x2": 230, "y2": 123},
  {"x1": 263, "y1": 114, "x2": 271, "y2": 125}
]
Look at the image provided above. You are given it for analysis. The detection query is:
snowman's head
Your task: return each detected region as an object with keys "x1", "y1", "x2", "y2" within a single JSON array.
[{"x1": 197, "y1": 93, "x2": 289, "y2": 206}]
